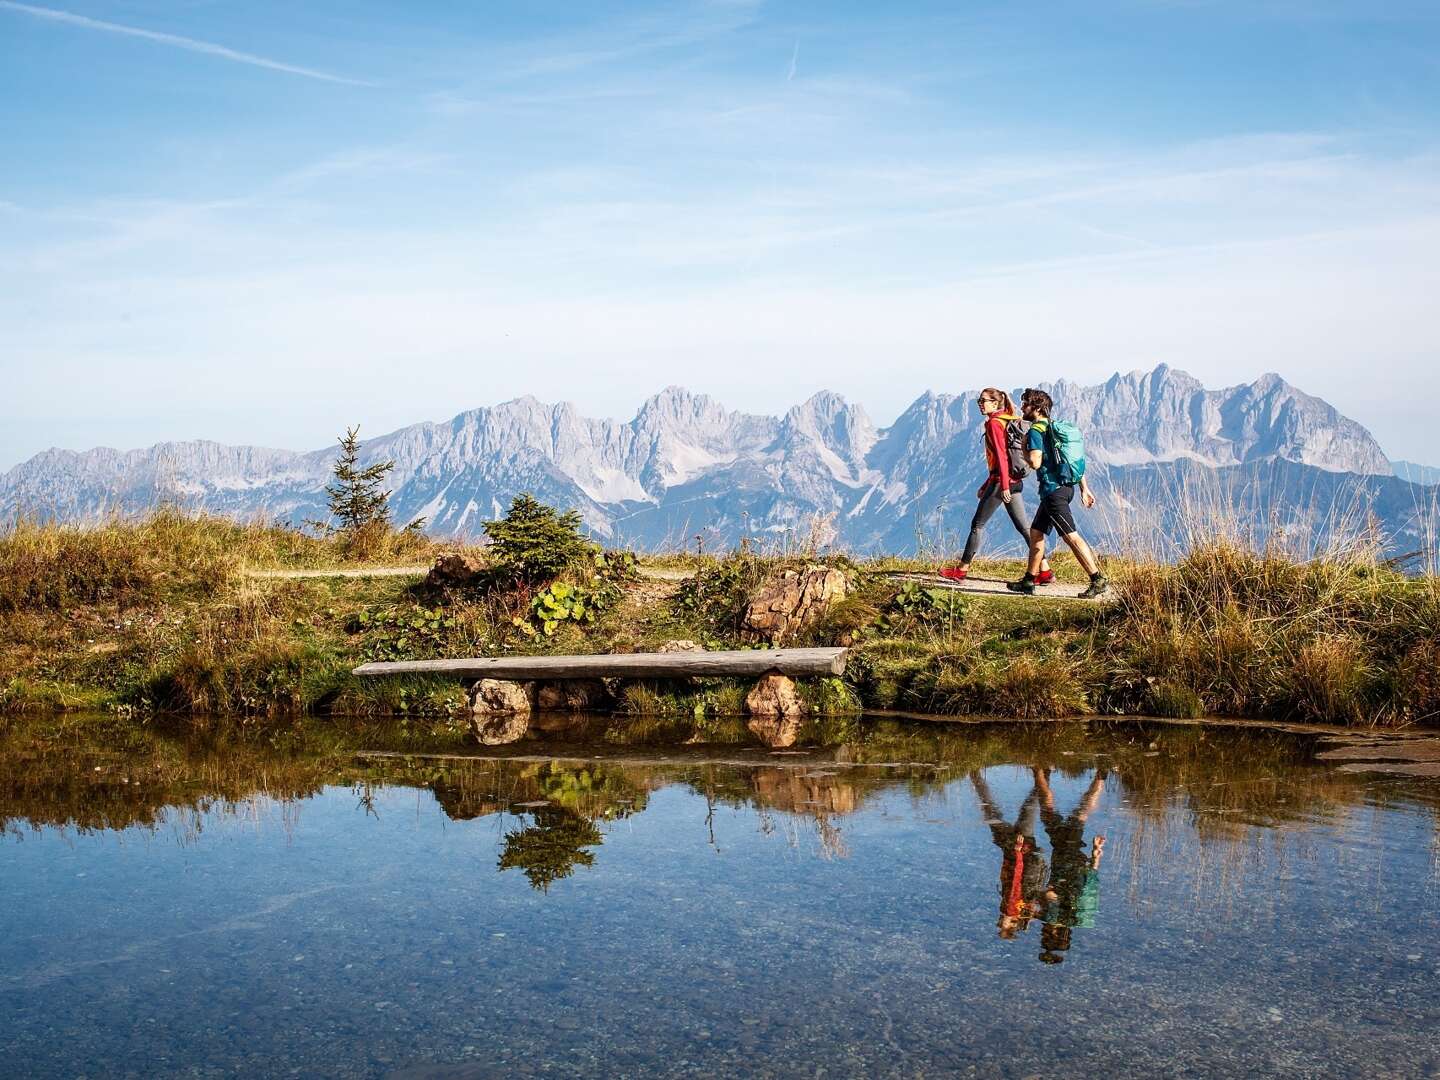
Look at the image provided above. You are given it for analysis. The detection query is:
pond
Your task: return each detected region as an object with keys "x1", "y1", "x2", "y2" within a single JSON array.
[{"x1": 2, "y1": 716, "x2": 1438, "y2": 1078}]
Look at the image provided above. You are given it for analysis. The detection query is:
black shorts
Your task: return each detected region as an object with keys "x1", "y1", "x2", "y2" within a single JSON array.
[{"x1": 1031, "y1": 485, "x2": 1077, "y2": 537}]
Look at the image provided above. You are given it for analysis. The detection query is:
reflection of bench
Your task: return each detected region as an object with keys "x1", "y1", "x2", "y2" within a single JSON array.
[
  {"x1": 357, "y1": 648, "x2": 850, "y2": 747},
  {"x1": 353, "y1": 647, "x2": 848, "y2": 680}
]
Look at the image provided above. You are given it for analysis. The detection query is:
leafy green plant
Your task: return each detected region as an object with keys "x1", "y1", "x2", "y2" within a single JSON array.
[
  {"x1": 509, "y1": 543, "x2": 638, "y2": 638},
  {"x1": 524, "y1": 581, "x2": 599, "y2": 637},
  {"x1": 881, "y1": 582, "x2": 968, "y2": 629},
  {"x1": 672, "y1": 554, "x2": 762, "y2": 627},
  {"x1": 352, "y1": 605, "x2": 457, "y2": 661}
]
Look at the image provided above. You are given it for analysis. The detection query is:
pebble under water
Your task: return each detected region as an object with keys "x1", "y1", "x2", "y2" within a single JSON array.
[{"x1": 2, "y1": 717, "x2": 1438, "y2": 1078}]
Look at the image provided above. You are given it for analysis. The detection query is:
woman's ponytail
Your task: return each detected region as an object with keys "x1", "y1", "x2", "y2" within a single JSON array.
[{"x1": 980, "y1": 388, "x2": 1018, "y2": 415}]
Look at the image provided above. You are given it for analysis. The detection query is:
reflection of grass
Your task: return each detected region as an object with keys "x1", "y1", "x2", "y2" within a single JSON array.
[{"x1": 6, "y1": 713, "x2": 1439, "y2": 894}]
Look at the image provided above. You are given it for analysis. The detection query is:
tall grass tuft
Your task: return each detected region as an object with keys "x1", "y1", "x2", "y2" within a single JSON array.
[{"x1": 1109, "y1": 537, "x2": 1440, "y2": 725}]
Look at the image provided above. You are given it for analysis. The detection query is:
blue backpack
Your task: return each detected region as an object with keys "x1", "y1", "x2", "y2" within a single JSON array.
[{"x1": 1043, "y1": 419, "x2": 1087, "y2": 485}]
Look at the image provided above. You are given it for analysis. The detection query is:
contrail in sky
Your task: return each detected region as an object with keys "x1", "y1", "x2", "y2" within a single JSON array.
[
  {"x1": 0, "y1": 0, "x2": 370, "y2": 86},
  {"x1": 787, "y1": 39, "x2": 799, "y2": 81}
]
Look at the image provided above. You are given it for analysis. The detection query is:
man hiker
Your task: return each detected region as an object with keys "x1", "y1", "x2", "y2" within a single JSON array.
[
  {"x1": 1034, "y1": 767, "x2": 1107, "y2": 964},
  {"x1": 1007, "y1": 388, "x2": 1109, "y2": 599}
]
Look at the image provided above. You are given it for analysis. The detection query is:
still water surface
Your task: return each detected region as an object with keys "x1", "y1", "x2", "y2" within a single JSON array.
[{"x1": 2, "y1": 717, "x2": 1439, "y2": 1078}]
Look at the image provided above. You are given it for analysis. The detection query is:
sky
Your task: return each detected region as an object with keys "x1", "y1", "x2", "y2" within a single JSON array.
[{"x1": 2, "y1": 0, "x2": 1439, "y2": 470}]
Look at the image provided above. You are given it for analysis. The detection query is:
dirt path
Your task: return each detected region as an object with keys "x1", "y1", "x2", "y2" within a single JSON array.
[{"x1": 886, "y1": 571, "x2": 1116, "y2": 603}]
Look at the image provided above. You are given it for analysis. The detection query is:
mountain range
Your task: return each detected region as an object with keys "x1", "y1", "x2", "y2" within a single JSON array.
[{"x1": 3, "y1": 365, "x2": 1435, "y2": 557}]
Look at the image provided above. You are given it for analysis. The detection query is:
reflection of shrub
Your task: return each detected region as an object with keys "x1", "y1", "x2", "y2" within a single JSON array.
[{"x1": 497, "y1": 808, "x2": 603, "y2": 891}]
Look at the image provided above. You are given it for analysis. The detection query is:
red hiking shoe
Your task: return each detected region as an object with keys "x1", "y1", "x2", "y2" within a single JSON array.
[
  {"x1": 938, "y1": 566, "x2": 968, "y2": 582},
  {"x1": 1035, "y1": 570, "x2": 1055, "y2": 585}
]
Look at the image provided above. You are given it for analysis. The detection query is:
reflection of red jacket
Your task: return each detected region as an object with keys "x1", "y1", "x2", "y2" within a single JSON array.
[
  {"x1": 978, "y1": 413, "x2": 1019, "y2": 497},
  {"x1": 1003, "y1": 843, "x2": 1026, "y2": 917}
]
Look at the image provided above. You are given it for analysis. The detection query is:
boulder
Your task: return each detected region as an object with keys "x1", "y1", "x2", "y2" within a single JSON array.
[
  {"x1": 745, "y1": 674, "x2": 807, "y2": 748},
  {"x1": 741, "y1": 566, "x2": 848, "y2": 644},
  {"x1": 468, "y1": 679, "x2": 535, "y2": 744},
  {"x1": 425, "y1": 551, "x2": 485, "y2": 590},
  {"x1": 470, "y1": 678, "x2": 534, "y2": 715}
]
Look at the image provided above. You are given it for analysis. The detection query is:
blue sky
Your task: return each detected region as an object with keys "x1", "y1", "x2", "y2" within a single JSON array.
[{"x1": 2, "y1": 0, "x2": 1439, "y2": 468}]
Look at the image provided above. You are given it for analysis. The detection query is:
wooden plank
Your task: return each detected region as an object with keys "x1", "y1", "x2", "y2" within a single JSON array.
[{"x1": 353, "y1": 647, "x2": 847, "y2": 680}]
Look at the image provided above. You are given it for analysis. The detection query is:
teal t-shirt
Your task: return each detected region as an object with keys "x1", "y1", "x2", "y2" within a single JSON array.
[{"x1": 1027, "y1": 420, "x2": 1064, "y2": 494}]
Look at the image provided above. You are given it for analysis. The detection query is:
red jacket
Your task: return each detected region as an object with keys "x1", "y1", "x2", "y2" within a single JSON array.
[{"x1": 979, "y1": 413, "x2": 1019, "y2": 497}]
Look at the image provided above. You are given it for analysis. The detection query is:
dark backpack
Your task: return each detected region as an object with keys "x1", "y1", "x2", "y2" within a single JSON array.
[{"x1": 1004, "y1": 418, "x2": 1031, "y2": 480}]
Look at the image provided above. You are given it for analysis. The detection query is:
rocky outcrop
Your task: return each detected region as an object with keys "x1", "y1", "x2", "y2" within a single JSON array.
[
  {"x1": 745, "y1": 675, "x2": 806, "y2": 747},
  {"x1": 741, "y1": 566, "x2": 848, "y2": 644}
]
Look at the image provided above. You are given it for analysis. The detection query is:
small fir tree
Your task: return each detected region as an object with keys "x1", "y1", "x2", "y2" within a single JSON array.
[
  {"x1": 324, "y1": 426, "x2": 394, "y2": 532},
  {"x1": 483, "y1": 493, "x2": 593, "y2": 585}
]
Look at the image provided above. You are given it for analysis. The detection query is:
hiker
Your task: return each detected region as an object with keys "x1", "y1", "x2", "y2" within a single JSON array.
[
  {"x1": 941, "y1": 389, "x2": 1053, "y2": 585},
  {"x1": 1034, "y1": 767, "x2": 1108, "y2": 964},
  {"x1": 1006, "y1": 389, "x2": 1109, "y2": 599},
  {"x1": 972, "y1": 770, "x2": 1048, "y2": 938}
]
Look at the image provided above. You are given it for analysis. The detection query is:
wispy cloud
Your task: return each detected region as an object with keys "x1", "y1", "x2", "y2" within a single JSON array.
[
  {"x1": 787, "y1": 39, "x2": 799, "y2": 81},
  {"x1": 0, "y1": 0, "x2": 370, "y2": 85}
]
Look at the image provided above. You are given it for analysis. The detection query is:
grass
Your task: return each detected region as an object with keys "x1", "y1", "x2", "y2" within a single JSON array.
[{"x1": 2, "y1": 509, "x2": 1437, "y2": 729}]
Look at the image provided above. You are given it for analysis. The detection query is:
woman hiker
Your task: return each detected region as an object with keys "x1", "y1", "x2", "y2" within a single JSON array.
[
  {"x1": 972, "y1": 769, "x2": 1049, "y2": 939},
  {"x1": 941, "y1": 388, "x2": 1053, "y2": 584}
]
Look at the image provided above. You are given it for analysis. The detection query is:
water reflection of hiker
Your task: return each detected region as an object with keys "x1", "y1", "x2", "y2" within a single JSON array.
[
  {"x1": 971, "y1": 770, "x2": 1048, "y2": 938},
  {"x1": 1035, "y1": 768, "x2": 1108, "y2": 964}
]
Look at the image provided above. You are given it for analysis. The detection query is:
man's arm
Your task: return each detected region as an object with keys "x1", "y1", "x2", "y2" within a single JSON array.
[
  {"x1": 1027, "y1": 448, "x2": 1043, "y2": 471},
  {"x1": 1078, "y1": 475, "x2": 1095, "y2": 509}
]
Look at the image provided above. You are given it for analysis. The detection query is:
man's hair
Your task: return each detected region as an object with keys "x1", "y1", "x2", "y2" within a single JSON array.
[{"x1": 1022, "y1": 388, "x2": 1053, "y2": 417}]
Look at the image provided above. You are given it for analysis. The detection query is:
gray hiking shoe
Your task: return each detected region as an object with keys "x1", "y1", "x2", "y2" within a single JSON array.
[
  {"x1": 1005, "y1": 578, "x2": 1037, "y2": 595},
  {"x1": 1078, "y1": 575, "x2": 1109, "y2": 599}
]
